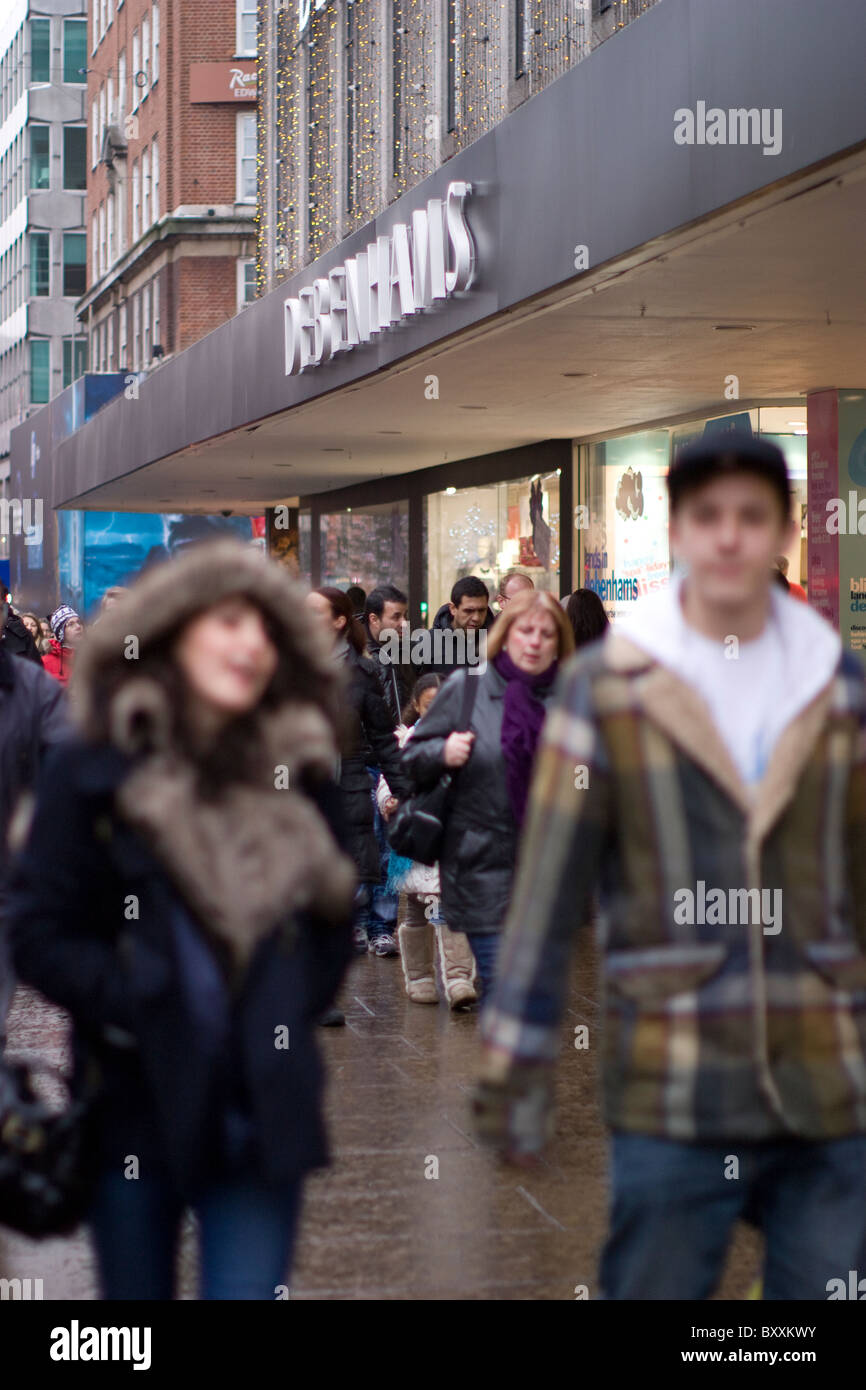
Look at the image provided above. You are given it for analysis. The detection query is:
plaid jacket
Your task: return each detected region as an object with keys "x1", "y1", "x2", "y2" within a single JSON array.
[{"x1": 479, "y1": 632, "x2": 866, "y2": 1142}]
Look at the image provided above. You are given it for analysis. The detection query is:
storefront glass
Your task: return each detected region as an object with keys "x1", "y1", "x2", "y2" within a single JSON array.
[
  {"x1": 320, "y1": 500, "x2": 409, "y2": 594},
  {"x1": 424, "y1": 470, "x2": 560, "y2": 621},
  {"x1": 579, "y1": 408, "x2": 808, "y2": 619}
]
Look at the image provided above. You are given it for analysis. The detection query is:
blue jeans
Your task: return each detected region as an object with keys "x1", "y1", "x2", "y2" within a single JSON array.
[
  {"x1": 465, "y1": 932, "x2": 499, "y2": 1000},
  {"x1": 601, "y1": 1131, "x2": 866, "y2": 1300},
  {"x1": 362, "y1": 766, "x2": 398, "y2": 940},
  {"x1": 89, "y1": 1170, "x2": 304, "y2": 1300}
]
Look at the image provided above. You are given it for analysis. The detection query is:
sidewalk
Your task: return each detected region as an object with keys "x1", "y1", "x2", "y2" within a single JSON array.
[{"x1": 0, "y1": 933, "x2": 760, "y2": 1299}]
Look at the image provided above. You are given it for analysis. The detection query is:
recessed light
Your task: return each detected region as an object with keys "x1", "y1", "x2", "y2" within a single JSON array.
[{"x1": 445, "y1": 486, "x2": 457, "y2": 495}]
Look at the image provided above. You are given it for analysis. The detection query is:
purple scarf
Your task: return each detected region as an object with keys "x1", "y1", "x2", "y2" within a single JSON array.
[{"x1": 493, "y1": 649, "x2": 558, "y2": 828}]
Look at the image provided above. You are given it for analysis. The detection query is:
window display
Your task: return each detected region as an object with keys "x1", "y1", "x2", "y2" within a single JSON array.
[{"x1": 320, "y1": 500, "x2": 408, "y2": 594}]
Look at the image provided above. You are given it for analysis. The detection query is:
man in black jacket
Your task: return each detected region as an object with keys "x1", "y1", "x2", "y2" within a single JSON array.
[
  {"x1": 424, "y1": 576, "x2": 495, "y2": 680},
  {"x1": 0, "y1": 597, "x2": 69, "y2": 1047},
  {"x1": 364, "y1": 584, "x2": 412, "y2": 725}
]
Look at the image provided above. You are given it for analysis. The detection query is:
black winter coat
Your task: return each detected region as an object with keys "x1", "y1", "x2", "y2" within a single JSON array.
[
  {"x1": 7, "y1": 741, "x2": 354, "y2": 1198},
  {"x1": 2, "y1": 613, "x2": 42, "y2": 664},
  {"x1": 365, "y1": 631, "x2": 413, "y2": 728},
  {"x1": 338, "y1": 644, "x2": 410, "y2": 882},
  {"x1": 422, "y1": 603, "x2": 495, "y2": 679},
  {"x1": 401, "y1": 664, "x2": 556, "y2": 934}
]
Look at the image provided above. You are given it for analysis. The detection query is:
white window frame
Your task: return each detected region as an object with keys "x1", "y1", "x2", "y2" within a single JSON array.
[
  {"x1": 131, "y1": 30, "x2": 140, "y2": 111},
  {"x1": 118, "y1": 51, "x2": 126, "y2": 128},
  {"x1": 142, "y1": 281, "x2": 151, "y2": 365},
  {"x1": 235, "y1": 111, "x2": 256, "y2": 204},
  {"x1": 98, "y1": 85, "x2": 106, "y2": 156},
  {"x1": 236, "y1": 257, "x2": 256, "y2": 312},
  {"x1": 141, "y1": 15, "x2": 150, "y2": 98},
  {"x1": 98, "y1": 201, "x2": 106, "y2": 276},
  {"x1": 91, "y1": 99, "x2": 99, "y2": 167},
  {"x1": 151, "y1": 138, "x2": 159, "y2": 221},
  {"x1": 131, "y1": 159, "x2": 140, "y2": 241},
  {"x1": 118, "y1": 301, "x2": 127, "y2": 367},
  {"x1": 92, "y1": 0, "x2": 98, "y2": 53},
  {"x1": 107, "y1": 73, "x2": 114, "y2": 126},
  {"x1": 236, "y1": 0, "x2": 257, "y2": 57},
  {"x1": 106, "y1": 190, "x2": 115, "y2": 264},
  {"x1": 107, "y1": 311, "x2": 114, "y2": 369},
  {"x1": 91, "y1": 209, "x2": 98, "y2": 279},
  {"x1": 132, "y1": 292, "x2": 140, "y2": 372},
  {"x1": 141, "y1": 147, "x2": 150, "y2": 229},
  {"x1": 151, "y1": 4, "x2": 159, "y2": 85},
  {"x1": 152, "y1": 274, "x2": 160, "y2": 352}
]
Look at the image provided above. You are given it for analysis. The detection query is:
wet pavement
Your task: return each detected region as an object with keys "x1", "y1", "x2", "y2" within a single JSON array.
[{"x1": 0, "y1": 932, "x2": 760, "y2": 1299}]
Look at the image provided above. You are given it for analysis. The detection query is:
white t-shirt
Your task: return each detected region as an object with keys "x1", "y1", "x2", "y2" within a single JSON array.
[{"x1": 681, "y1": 617, "x2": 787, "y2": 785}]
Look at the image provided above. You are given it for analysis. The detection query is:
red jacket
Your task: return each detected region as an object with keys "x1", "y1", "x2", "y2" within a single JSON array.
[{"x1": 42, "y1": 640, "x2": 74, "y2": 687}]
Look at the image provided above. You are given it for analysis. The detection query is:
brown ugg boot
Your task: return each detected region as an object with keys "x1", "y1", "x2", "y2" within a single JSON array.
[
  {"x1": 435, "y1": 923, "x2": 479, "y2": 1009},
  {"x1": 397, "y1": 922, "x2": 439, "y2": 1004}
]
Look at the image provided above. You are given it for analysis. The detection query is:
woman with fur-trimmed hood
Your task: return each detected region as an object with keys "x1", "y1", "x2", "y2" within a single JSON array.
[{"x1": 6, "y1": 541, "x2": 357, "y2": 1300}]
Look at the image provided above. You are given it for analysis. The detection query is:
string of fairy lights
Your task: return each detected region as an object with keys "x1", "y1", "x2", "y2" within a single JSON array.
[{"x1": 257, "y1": 0, "x2": 658, "y2": 288}]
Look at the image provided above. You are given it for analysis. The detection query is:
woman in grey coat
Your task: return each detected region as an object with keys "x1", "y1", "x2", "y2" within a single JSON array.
[{"x1": 401, "y1": 590, "x2": 574, "y2": 996}]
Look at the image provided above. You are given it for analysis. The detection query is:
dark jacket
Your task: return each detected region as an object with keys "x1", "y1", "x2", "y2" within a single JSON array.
[
  {"x1": 338, "y1": 643, "x2": 410, "y2": 881},
  {"x1": 401, "y1": 664, "x2": 556, "y2": 933},
  {"x1": 0, "y1": 643, "x2": 69, "y2": 913},
  {"x1": 365, "y1": 629, "x2": 413, "y2": 727},
  {"x1": 7, "y1": 740, "x2": 354, "y2": 1197},
  {"x1": 3, "y1": 611, "x2": 42, "y2": 664},
  {"x1": 423, "y1": 602, "x2": 495, "y2": 679}
]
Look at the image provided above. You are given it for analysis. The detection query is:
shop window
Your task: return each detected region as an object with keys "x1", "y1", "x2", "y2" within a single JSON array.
[
  {"x1": 63, "y1": 126, "x2": 87, "y2": 190},
  {"x1": 63, "y1": 19, "x2": 87, "y2": 83},
  {"x1": 581, "y1": 431, "x2": 669, "y2": 619},
  {"x1": 63, "y1": 337, "x2": 88, "y2": 388},
  {"x1": 30, "y1": 231, "x2": 50, "y2": 296},
  {"x1": 63, "y1": 232, "x2": 87, "y2": 296},
  {"x1": 320, "y1": 501, "x2": 409, "y2": 596},
  {"x1": 29, "y1": 126, "x2": 50, "y2": 189},
  {"x1": 425, "y1": 472, "x2": 561, "y2": 623},
  {"x1": 30, "y1": 338, "x2": 50, "y2": 404},
  {"x1": 31, "y1": 18, "x2": 51, "y2": 84}
]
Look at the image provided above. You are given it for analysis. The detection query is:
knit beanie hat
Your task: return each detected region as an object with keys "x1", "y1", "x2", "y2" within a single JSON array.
[{"x1": 49, "y1": 604, "x2": 79, "y2": 644}]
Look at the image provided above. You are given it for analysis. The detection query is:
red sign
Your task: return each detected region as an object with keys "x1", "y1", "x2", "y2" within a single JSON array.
[{"x1": 189, "y1": 62, "x2": 257, "y2": 104}]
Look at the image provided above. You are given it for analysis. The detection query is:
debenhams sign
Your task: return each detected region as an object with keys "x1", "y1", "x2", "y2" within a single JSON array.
[{"x1": 284, "y1": 181, "x2": 476, "y2": 376}]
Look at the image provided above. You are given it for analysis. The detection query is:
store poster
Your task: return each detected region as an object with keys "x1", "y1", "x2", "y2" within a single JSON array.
[{"x1": 837, "y1": 393, "x2": 866, "y2": 661}]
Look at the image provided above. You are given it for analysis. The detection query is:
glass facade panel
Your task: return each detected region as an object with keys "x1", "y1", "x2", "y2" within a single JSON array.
[
  {"x1": 63, "y1": 126, "x2": 87, "y2": 189},
  {"x1": 320, "y1": 501, "x2": 409, "y2": 595},
  {"x1": 30, "y1": 231, "x2": 50, "y2": 295},
  {"x1": 425, "y1": 470, "x2": 560, "y2": 622},
  {"x1": 31, "y1": 18, "x2": 50, "y2": 84},
  {"x1": 30, "y1": 338, "x2": 50, "y2": 403},
  {"x1": 64, "y1": 19, "x2": 88, "y2": 82},
  {"x1": 30, "y1": 126, "x2": 50, "y2": 189}
]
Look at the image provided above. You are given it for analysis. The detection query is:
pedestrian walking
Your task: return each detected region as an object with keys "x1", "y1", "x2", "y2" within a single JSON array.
[
  {"x1": 7, "y1": 542, "x2": 357, "y2": 1299},
  {"x1": 475, "y1": 436, "x2": 866, "y2": 1300},
  {"x1": 42, "y1": 605, "x2": 83, "y2": 686},
  {"x1": 565, "y1": 587, "x2": 610, "y2": 649},
  {"x1": 423, "y1": 576, "x2": 494, "y2": 679},
  {"x1": 307, "y1": 586, "x2": 410, "y2": 960},
  {"x1": 0, "y1": 595, "x2": 69, "y2": 1050},
  {"x1": 402, "y1": 589, "x2": 574, "y2": 997},
  {"x1": 377, "y1": 674, "x2": 478, "y2": 1009}
]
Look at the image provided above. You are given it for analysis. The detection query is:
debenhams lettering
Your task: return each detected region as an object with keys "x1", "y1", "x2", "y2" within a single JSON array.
[{"x1": 284, "y1": 181, "x2": 476, "y2": 376}]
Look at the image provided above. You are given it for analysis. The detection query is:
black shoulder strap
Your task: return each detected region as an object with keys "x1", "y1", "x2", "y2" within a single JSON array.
[{"x1": 457, "y1": 668, "x2": 480, "y2": 731}]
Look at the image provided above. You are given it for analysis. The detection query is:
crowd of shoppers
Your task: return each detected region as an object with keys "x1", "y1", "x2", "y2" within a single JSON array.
[{"x1": 3, "y1": 437, "x2": 863, "y2": 1304}]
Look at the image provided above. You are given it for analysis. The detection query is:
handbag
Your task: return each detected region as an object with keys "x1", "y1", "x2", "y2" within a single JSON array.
[
  {"x1": 387, "y1": 671, "x2": 479, "y2": 866},
  {"x1": 0, "y1": 1053, "x2": 98, "y2": 1238}
]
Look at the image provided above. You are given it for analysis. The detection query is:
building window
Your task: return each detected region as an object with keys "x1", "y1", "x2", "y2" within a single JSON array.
[
  {"x1": 118, "y1": 51, "x2": 126, "y2": 129},
  {"x1": 236, "y1": 112, "x2": 256, "y2": 203},
  {"x1": 392, "y1": 0, "x2": 403, "y2": 178},
  {"x1": 30, "y1": 339, "x2": 50, "y2": 404},
  {"x1": 132, "y1": 293, "x2": 140, "y2": 371},
  {"x1": 141, "y1": 147, "x2": 150, "y2": 228},
  {"x1": 141, "y1": 15, "x2": 150, "y2": 96},
  {"x1": 131, "y1": 159, "x2": 140, "y2": 240},
  {"x1": 91, "y1": 99, "x2": 99, "y2": 166},
  {"x1": 106, "y1": 191, "x2": 115, "y2": 264},
  {"x1": 62, "y1": 337, "x2": 87, "y2": 387},
  {"x1": 107, "y1": 313, "x2": 114, "y2": 369},
  {"x1": 64, "y1": 231, "x2": 87, "y2": 296},
  {"x1": 142, "y1": 282, "x2": 151, "y2": 363},
  {"x1": 132, "y1": 30, "x2": 140, "y2": 110},
  {"x1": 91, "y1": 210, "x2": 98, "y2": 279},
  {"x1": 152, "y1": 275, "x2": 160, "y2": 352},
  {"x1": 151, "y1": 4, "x2": 159, "y2": 84},
  {"x1": 446, "y1": 0, "x2": 457, "y2": 134},
  {"x1": 118, "y1": 302, "x2": 128, "y2": 367},
  {"x1": 514, "y1": 0, "x2": 526, "y2": 78},
  {"x1": 101, "y1": 0, "x2": 108, "y2": 42},
  {"x1": 31, "y1": 18, "x2": 51, "y2": 84},
  {"x1": 29, "y1": 126, "x2": 50, "y2": 189},
  {"x1": 30, "y1": 231, "x2": 50, "y2": 296},
  {"x1": 107, "y1": 73, "x2": 114, "y2": 125},
  {"x1": 63, "y1": 19, "x2": 88, "y2": 83},
  {"x1": 151, "y1": 138, "x2": 159, "y2": 220},
  {"x1": 98, "y1": 85, "x2": 106, "y2": 152},
  {"x1": 237, "y1": 258, "x2": 256, "y2": 311},
  {"x1": 237, "y1": 0, "x2": 256, "y2": 56},
  {"x1": 63, "y1": 127, "x2": 87, "y2": 190},
  {"x1": 98, "y1": 203, "x2": 106, "y2": 275},
  {"x1": 91, "y1": 0, "x2": 98, "y2": 54}
]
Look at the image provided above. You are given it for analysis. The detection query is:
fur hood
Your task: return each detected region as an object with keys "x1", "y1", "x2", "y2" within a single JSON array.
[{"x1": 68, "y1": 540, "x2": 356, "y2": 969}]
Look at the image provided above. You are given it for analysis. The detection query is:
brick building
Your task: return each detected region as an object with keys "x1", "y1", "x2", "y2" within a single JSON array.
[{"x1": 79, "y1": 0, "x2": 258, "y2": 377}]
